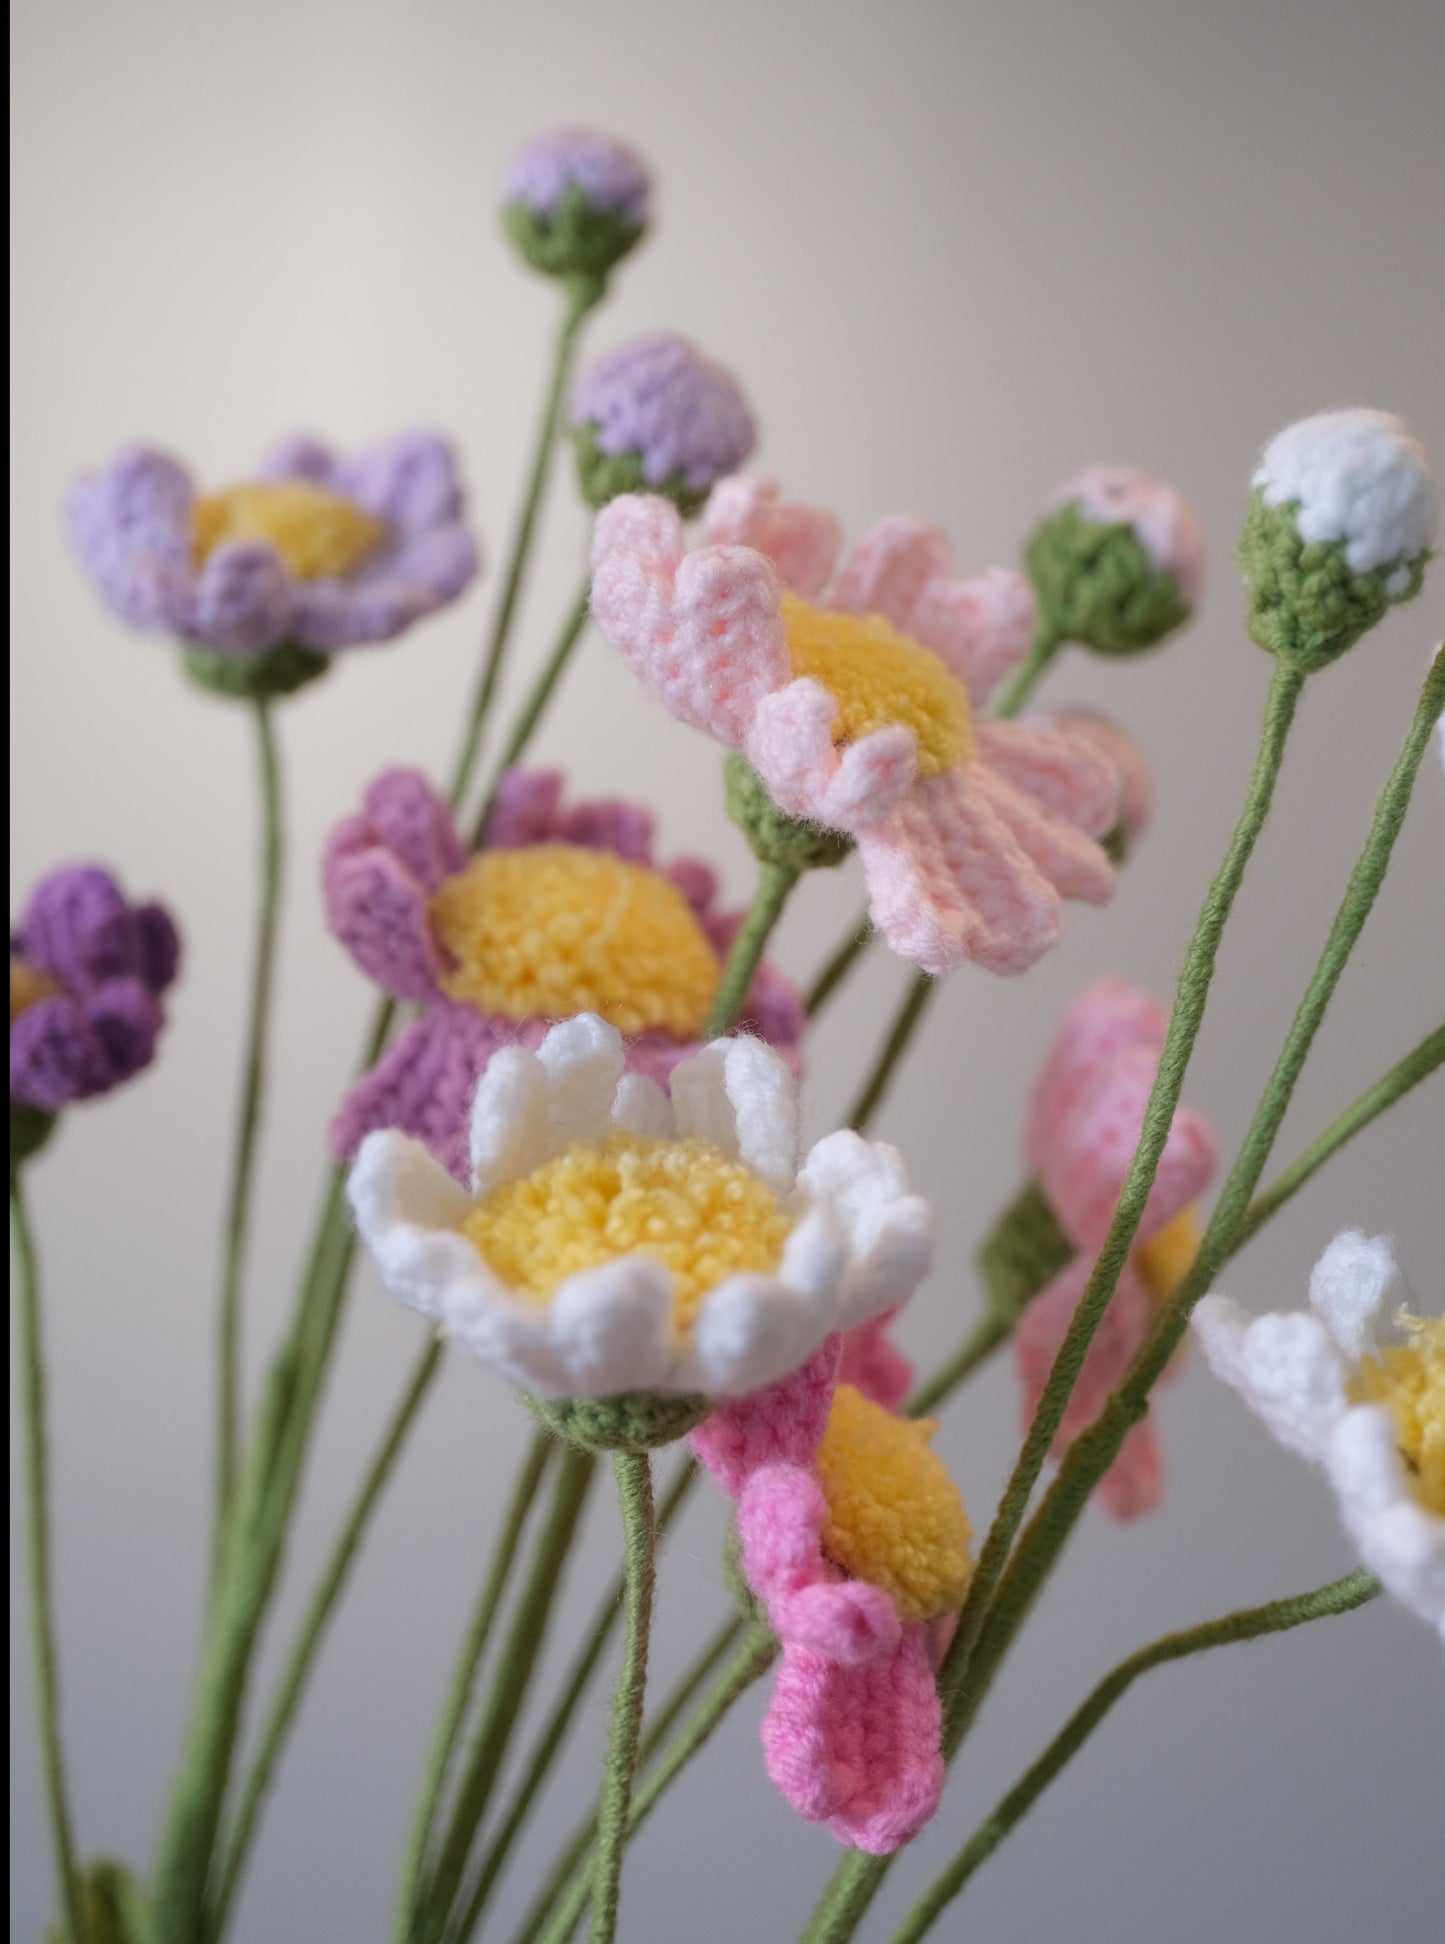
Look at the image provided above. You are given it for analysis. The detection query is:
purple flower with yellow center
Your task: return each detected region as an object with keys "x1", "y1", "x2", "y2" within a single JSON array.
[
  {"x1": 323, "y1": 767, "x2": 803, "y2": 1184},
  {"x1": 11, "y1": 865, "x2": 180, "y2": 1155},
  {"x1": 65, "y1": 431, "x2": 480, "y2": 694},
  {"x1": 501, "y1": 126, "x2": 652, "y2": 284},
  {"x1": 570, "y1": 332, "x2": 757, "y2": 515}
]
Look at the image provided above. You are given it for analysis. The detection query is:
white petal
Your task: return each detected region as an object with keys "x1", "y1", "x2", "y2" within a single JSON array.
[
  {"x1": 796, "y1": 1131, "x2": 932, "y2": 1319},
  {"x1": 842, "y1": 1193, "x2": 935, "y2": 1325},
  {"x1": 718, "y1": 1036, "x2": 799, "y2": 1193},
  {"x1": 440, "y1": 1281, "x2": 568, "y2": 1394},
  {"x1": 547, "y1": 1257, "x2": 677, "y2": 1395},
  {"x1": 668, "y1": 1043, "x2": 740, "y2": 1158},
  {"x1": 537, "y1": 1013, "x2": 628, "y2": 1148},
  {"x1": 687, "y1": 1273, "x2": 816, "y2": 1396},
  {"x1": 347, "y1": 1131, "x2": 478, "y2": 1319},
  {"x1": 612, "y1": 1072, "x2": 675, "y2": 1140},
  {"x1": 1328, "y1": 1406, "x2": 1445, "y2": 1637},
  {"x1": 777, "y1": 1205, "x2": 848, "y2": 1327},
  {"x1": 1207, "y1": 1307, "x2": 1347, "y2": 1464},
  {"x1": 1308, "y1": 1230, "x2": 1399, "y2": 1361},
  {"x1": 468, "y1": 1045, "x2": 551, "y2": 1194}
]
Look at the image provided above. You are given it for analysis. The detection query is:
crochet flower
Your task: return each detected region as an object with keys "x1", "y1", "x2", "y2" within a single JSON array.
[
  {"x1": 1194, "y1": 1232, "x2": 1442, "y2": 1636},
  {"x1": 501, "y1": 127, "x2": 651, "y2": 282},
  {"x1": 1240, "y1": 410, "x2": 1436, "y2": 671},
  {"x1": 590, "y1": 476, "x2": 1124, "y2": 977},
  {"x1": 1026, "y1": 465, "x2": 1206, "y2": 656},
  {"x1": 1008, "y1": 978, "x2": 1217, "y2": 1518},
  {"x1": 570, "y1": 333, "x2": 756, "y2": 514},
  {"x1": 347, "y1": 1015, "x2": 933, "y2": 1449},
  {"x1": 325, "y1": 768, "x2": 803, "y2": 1182},
  {"x1": 11, "y1": 866, "x2": 180, "y2": 1144},
  {"x1": 1037, "y1": 707, "x2": 1153, "y2": 860},
  {"x1": 66, "y1": 431, "x2": 479, "y2": 670},
  {"x1": 692, "y1": 1334, "x2": 970, "y2": 1851}
]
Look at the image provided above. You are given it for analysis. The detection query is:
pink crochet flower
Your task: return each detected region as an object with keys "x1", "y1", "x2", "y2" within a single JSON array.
[
  {"x1": 324, "y1": 768, "x2": 804, "y2": 1181},
  {"x1": 1014, "y1": 978, "x2": 1217, "y2": 1517},
  {"x1": 590, "y1": 477, "x2": 1126, "y2": 977},
  {"x1": 692, "y1": 1336, "x2": 969, "y2": 1853}
]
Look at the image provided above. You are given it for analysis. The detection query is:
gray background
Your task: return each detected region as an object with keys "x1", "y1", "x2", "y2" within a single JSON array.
[{"x1": 10, "y1": 1, "x2": 1444, "y2": 1939}]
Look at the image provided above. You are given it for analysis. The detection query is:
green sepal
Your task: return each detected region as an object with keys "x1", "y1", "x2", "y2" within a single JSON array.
[
  {"x1": 182, "y1": 638, "x2": 332, "y2": 701},
  {"x1": 523, "y1": 1389, "x2": 713, "y2": 1454},
  {"x1": 723, "y1": 753, "x2": 854, "y2": 875},
  {"x1": 571, "y1": 420, "x2": 710, "y2": 516},
  {"x1": 1026, "y1": 504, "x2": 1191, "y2": 656},
  {"x1": 503, "y1": 183, "x2": 645, "y2": 286}
]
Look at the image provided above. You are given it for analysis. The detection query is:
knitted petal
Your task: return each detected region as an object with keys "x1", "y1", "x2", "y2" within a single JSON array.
[
  {"x1": 321, "y1": 835, "x2": 446, "y2": 1003},
  {"x1": 190, "y1": 542, "x2": 296, "y2": 654},
  {"x1": 15, "y1": 866, "x2": 142, "y2": 992},
  {"x1": 701, "y1": 476, "x2": 841, "y2": 600},
  {"x1": 335, "y1": 430, "x2": 465, "y2": 531},
  {"x1": 910, "y1": 566, "x2": 1038, "y2": 706},
  {"x1": 1037, "y1": 708, "x2": 1154, "y2": 851},
  {"x1": 1192, "y1": 1296, "x2": 1346, "y2": 1464},
  {"x1": 1327, "y1": 1407, "x2": 1445, "y2": 1636},
  {"x1": 737, "y1": 1464, "x2": 900, "y2": 1661},
  {"x1": 357, "y1": 770, "x2": 466, "y2": 892},
  {"x1": 747, "y1": 679, "x2": 918, "y2": 831},
  {"x1": 973, "y1": 719, "x2": 1120, "y2": 841},
  {"x1": 64, "y1": 446, "x2": 196, "y2": 635},
  {"x1": 290, "y1": 525, "x2": 479, "y2": 649},
  {"x1": 690, "y1": 1339, "x2": 840, "y2": 1489},
  {"x1": 837, "y1": 1312, "x2": 914, "y2": 1413},
  {"x1": 481, "y1": 769, "x2": 568, "y2": 848},
  {"x1": 9, "y1": 995, "x2": 113, "y2": 1109},
  {"x1": 1307, "y1": 1229, "x2": 1399, "y2": 1363},
  {"x1": 967, "y1": 763, "x2": 1116, "y2": 908},
  {"x1": 831, "y1": 517, "x2": 954, "y2": 633}
]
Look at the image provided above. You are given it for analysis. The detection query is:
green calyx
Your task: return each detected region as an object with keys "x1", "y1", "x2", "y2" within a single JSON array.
[
  {"x1": 723, "y1": 753, "x2": 854, "y2": 875},
  {"x1": 571, "y1": 421, "x2": 710, "y2": 516},
  {"x1": 44, "y1": 1860, "x2": 148, "y2": 1944},
  {"x1": 976, "y1": 1177, "x2": 1075, "y2": 1325},
  {"x1": 1238, "y1": 491, "x2": 1430, "y2": 672},
  {"x1": 10, "y1": 1102, "x2": 56, "y2": 1170},
  {"x1": 182, "y1": 639, "x2": 331, "y2": 701},
  {"x1": 503, "y1": 183, "x2": 644, "y2": 287},
  {"x1": 1026, "y1": 504, "x2": 1192, "y2": 656},
  {"x1": 524, "y1": 1390, "x2": 712, "y2": 1454}
]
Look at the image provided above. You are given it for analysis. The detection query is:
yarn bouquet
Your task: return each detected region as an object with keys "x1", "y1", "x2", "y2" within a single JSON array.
[{"x1": 12, "y1": 123, "x2": 1443, "y2": 1944}]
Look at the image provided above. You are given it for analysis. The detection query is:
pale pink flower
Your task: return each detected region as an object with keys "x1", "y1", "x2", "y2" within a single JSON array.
[{"x1": 590, "y1": 477, "x2": 1126, "y2": 977}]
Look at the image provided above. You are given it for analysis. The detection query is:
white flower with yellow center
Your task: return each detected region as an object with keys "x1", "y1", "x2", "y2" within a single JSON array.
[
  {"x1": 348, "y1": 1014, "x2": 932, "y2": 1447},
  {"x1": 1194, "y1": 1231, "x2": 1443, "y2": 1636}
]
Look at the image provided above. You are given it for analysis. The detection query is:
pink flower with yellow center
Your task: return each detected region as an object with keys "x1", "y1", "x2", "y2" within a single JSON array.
[{"x1": 589, "y1": 476, "x2": 1126, "y2": 977}]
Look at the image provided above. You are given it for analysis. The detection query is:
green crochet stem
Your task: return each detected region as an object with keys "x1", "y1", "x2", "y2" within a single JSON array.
[
  {"x1": 215, "y1": 695, "x2": 285, "y2": 1549},
  {"x1": 703, "y1": 859, "x2": 802, "y2": 1041},
  {"x1": 472, "y1": 578, "x2": 592, "y2": 845},
  {"x1": 389, "y1": 1426, "x2": 555, "y2": 1943},
  {"x1": 846, "y1": 971, "x2": 937, "y2": 1132},
  {"x1": 804, "y1": 910, "x2": 874, "y2": 1018},
  {"x1": 527, "y1": 1626, "x2": 777, "y2": 1944},
  {"x1": 11, "y1": 1174, "x2": 88, "y2": 1944},
  {"x1": 587, "y1": 1455, "x2": 657, "y2": 1944},
  {"x1": 991, "y1": 618, "x2": 1063, "y2": 719},
  {"x1": 959, "y1": 648, "x2": 1445, "y2": 1741},
  {"x1": 208, "y1": 1338, "x2": 444, "y2": 1938},
  {"x1": 419, "y1": 1446, "x2": 597, "y2": 1941},
  {"x1": 805, "y1": 657, "x2": 1309, "y2": 1944},
  {"x1": 448, "y1": 282, "x2": 600, "y2": 810},
  {"x1": 888, "y1": 1569, "x2": 1379, "y2": 1944},
  {"x1": 448, "y1": 1460, "x2": 702, "y2": 1936},
  {"x1": 1232, "y1": 1021, "x2": 1445, "y2": 1253}
]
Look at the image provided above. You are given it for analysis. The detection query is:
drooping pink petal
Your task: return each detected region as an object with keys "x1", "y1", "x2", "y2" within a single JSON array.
[
  {"x1": 837, "y1": 1312, "x2": 913, "y2": 1413},
  {"x1": 737, "y1": 1466, "x2": 901, "y2": 1660},
  {"x1": 701, "y1": 476, "x2": 842, "y2": 601},
  {"x1": 690, "y1": 1339, "x2": 839, "y2": 1491}
]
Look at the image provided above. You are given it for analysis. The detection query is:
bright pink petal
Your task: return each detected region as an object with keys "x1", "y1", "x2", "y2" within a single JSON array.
[
  {"x1": 702, "y1": 476, "x2": 842, "y2": 600},
  {"x1": 911, "y1": 566, "x2": 1037, "y2": 704},
  {"x1": 859, "y1": 769, "x2": 1064, "y2": 976},
  {"x1": 735, "y1": 1465, "x2": 901, "y2": 1662},
  {"x1": 831, "y1": 516, "x2": 953, "y2": 631},
  {"x1": 837, "y1": 1312, "x2": 913, "y2": 1413},
  {"x1": 760, "y1": 1629, "x2": 944, "y2": 1853},
  {"x1": 690, "y1": 1339, "x2": 839, "y2": 1492}
]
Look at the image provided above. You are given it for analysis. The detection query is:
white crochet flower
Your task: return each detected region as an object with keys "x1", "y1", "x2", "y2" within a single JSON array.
[
  {"x1": 1254, "y1": 409, "x2": 1437, "y2": 590},
  {"x1": 1194, "y1": 1231, "x2": 1444, "y2": 1637},
  {"x1": 348, "y1": 1013, "x2": 933, "y2": 1401}
]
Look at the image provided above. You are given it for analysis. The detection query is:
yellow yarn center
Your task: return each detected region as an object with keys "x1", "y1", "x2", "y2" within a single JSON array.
[
  {"x1": 461, "y1": 1132, "x2": 791, "y2": 1330},
  {"x1": 814, "y1": 1383, "x2": 973, "y2": 1624},
  {"x1": 10, "y1": 957, "x2": 62, "y2": 1022},
  {"x1": 192, "y1": 481, "x2": 387, "y2": 581},
  {"x1": 1347, "y1": 1317, "x2": 1444, "y2": 1516},
  {"x1": 429, "y1": 844, "x2": 722, "y2": 1038},
  {"x1": 1135, "y1": 1206, "x2": 1202, "y2": 1305},
  {"x1": 781, "y1": 594, "x2": 972, "y2": 779}
]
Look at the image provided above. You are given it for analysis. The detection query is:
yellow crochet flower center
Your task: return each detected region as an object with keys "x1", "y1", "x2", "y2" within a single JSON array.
[
  {"x1": 1135, "y1": 1206, "x2": 1202, "y2": 1305},
  {"x1": 1347, "y1": 1317, "x2": 1444, "y2": 1516},
  {"x1": 461, "y1": 1132, "x2": 792, "y2": 1330},
  {"x1": 10, "y1": 956, "x2": 62, "y2": 1022},
  {"x1": 815, "y1": 1383, "x2": 973, "y2": 1624},
  {"x1": 192, "y1": 481, "x2": 386, "y2": 581},
  {"x1": 781, "y1": 594, "x2": 973, "y2": 779},
  {"x1": 429, "y1": 845, "x2": 722, "y2": 1038}
]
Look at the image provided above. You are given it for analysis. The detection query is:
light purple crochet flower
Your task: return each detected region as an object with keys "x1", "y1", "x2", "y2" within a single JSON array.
[
  {"x1": 11, "y1": 866, "x2": 180, "y2": 1112},
  {"x1": 65, "y1": 431, "x2": 479, "y2": 658},
  {"x1": 501, "y1": 127, "x2": 651, "y2": 227},
  {"x1": 571, "y1": 333, "x2": 757, "y2": 510},
  {"x1": 324, "y1": 767, "x2": 804, "y2": 1182}
]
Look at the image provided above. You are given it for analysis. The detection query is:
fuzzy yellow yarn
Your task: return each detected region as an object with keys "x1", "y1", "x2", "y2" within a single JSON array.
[
  {"x1": 461, "y1": 1132, "x2": 791, "y2": 1329},
  {"x1": 192, "y1": 481, "x2": 386, "y2": 581},
  {"x1": 10, "y1": 957, "x2": 61, "y2": 1022},
  {"x1": 1348, "y1": 1317, "x2": 1444, "y2": 1516},
  {"x1": 1136, "y1": 1206, "x2": 1202, "y2": 1305},
  {"x1": 781, "y1": 594, "x2": 972, "y2": 779},
  {"x1": 814, "y1": 1384, "x2": 973, "y2": 1624},
  {"x1": 429, "y1": 844, "x2": 722, "y2": 1037}
]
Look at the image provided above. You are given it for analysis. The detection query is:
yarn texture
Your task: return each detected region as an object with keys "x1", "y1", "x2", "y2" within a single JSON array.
[
  {"x1": 570, "y1": 333, "x2": 756, "y2": 513},
  {"x1": 501, "y1": 127, "x2": 650, "y2": 283}
]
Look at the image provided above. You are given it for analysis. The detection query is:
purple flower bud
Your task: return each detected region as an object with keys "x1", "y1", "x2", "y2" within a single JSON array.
[{"x1": 570, "y1": 332, "x2": 757, "y2": 514}]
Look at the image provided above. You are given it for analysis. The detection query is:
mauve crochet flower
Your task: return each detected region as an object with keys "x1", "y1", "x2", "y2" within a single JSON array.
[
  {"x1": 571, "y1": 333, "x2": 756, "y2": 509},
  {"x1": 502, "y1": 127, "x2": 651, "y2": 226},
  {"x1": 324, "y1": 767, "x2": 804, "y2": 1183},
  {"x1": 66, "y1": 430, "x2": 479, "y2": 658},
  {"x1": 11, "y1": 866, "x2": 180, "y2": 1112}
]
